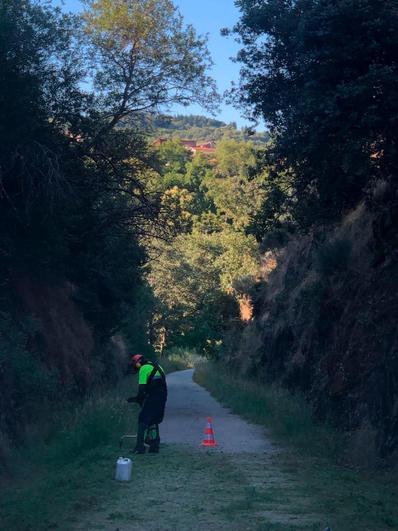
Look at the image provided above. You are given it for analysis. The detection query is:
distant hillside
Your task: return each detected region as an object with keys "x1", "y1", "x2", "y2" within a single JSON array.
[{"x1": 150, "y1": 114, "x2": 270, "y2": 145}]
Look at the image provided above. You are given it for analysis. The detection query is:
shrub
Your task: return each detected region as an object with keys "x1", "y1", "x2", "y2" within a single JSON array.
[
  {"x1": 162, "y1": 347, "x2": 202, "y2": 371},
  {"x1": 40, "y1": 390, "x2": 133, "y2": 464}
]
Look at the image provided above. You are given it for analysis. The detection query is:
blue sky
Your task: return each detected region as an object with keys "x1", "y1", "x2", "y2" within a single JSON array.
[{"x1": 57, "y1": 0, "x2": 259, "y2": 129}]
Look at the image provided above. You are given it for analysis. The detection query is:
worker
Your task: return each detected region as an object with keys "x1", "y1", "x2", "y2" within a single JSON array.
[{"x1": 127, "y1": 354, "x2": 167, "y2": 454}]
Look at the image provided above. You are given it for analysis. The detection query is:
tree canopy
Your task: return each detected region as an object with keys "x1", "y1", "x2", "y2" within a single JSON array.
[
  {"x1": 0, "y1": 0, "x2": 219, "y2": 437},
  {"x1": 229, "y1": 0, "x2": 398, "y2": 230},
  {"x1": 145, "y1": 136, "x2": 264, "y2": 354},
  {"x1": 83, "y1": 0, "x2": 219, "y2": 136}
]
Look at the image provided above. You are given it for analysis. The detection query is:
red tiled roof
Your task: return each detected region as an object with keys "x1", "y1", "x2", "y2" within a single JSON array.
[
  {"x1": 153, "y1": 138, "x2": 216, "y2": 155},
  {"x1": 192, "y1": 146, "x2": 216, "y2": 153}
]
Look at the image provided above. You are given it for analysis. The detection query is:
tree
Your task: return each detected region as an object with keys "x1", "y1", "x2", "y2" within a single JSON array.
[
  {"x1": 215, "y1": 138, "x2": 256, "y2": 178},
  {"x1": 229, "y1": 0, "x2": 398, "y2": 229},
  {"x1": 204, "y1": 139, "x2": 266, "y2": 230},
  {"x1": 143, "y1": 133, "x2": 267, "y2": 352},
  {"x1": 0, "y1": 0, "x2": 87, "y2": 219},
  {"x1": 83, "y1": 0, "x2": 219, "y2": 138},
  {"x1": 0, "y1": 0, "x2": 163, "y2": 437},
  {"x1": 156, "y1": 138, "x2": 192, "y2": 183},
  {"x1": 146, "y1": 224, "x2": 259, "y2": 353}
]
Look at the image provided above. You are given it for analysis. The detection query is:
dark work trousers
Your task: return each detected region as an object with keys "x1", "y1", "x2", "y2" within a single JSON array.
[{"x1": 135, "y1": 382, "x2": 167, "y2": 452}]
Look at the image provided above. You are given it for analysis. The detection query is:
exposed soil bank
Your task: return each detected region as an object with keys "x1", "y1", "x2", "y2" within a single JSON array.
[{"x1": 223, "y1": 202, "x2": 398, "y2": 462}]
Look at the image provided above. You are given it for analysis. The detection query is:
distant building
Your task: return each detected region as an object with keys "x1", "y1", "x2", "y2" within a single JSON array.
[
  {"x1": 182, "y1": 139, "x2": 198, "y2": 149},
  {"x1": 191, "y1": 141, "x2": 216, "y2": 155},
  {"x1": 153, "y1": 137, "x2": 197, "y2": 148},
  {"x1": 153, "y1": 138, "x2": 216, "y2": 155}
]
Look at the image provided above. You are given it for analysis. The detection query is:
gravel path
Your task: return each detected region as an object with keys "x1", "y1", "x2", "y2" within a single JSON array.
[{"x1": 161, "y1": 369, "x2": 274, "y2": 454}]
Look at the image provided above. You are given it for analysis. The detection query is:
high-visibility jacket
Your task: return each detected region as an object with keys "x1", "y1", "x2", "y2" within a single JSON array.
[
  {"x1": 138, "y1": 362, "x2": 165, "y2": 386},
  {"x1": 137, "y1": 362, "x2": 167, "y2": 426}
]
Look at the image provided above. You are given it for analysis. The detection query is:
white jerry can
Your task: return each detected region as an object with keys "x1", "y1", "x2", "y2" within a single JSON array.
[{"x1": 115, "y1": 457, "x2": 132, "y2": 481}]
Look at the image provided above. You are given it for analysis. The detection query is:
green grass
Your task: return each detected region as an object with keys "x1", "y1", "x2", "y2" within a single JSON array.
[
  {"x1": 0, "y1": 358, "x2": 193, "y2": 531},
  {"x1": 194, "y1": 361, "x2": 398, "y2": 531},
  {"x1": 3, "y1": 357, "x2": 398, "y2": 530},
  {"x1": 0, "y1": 378, "x2": 138, "y2": 531},
  {"x1": 70, "y1": 445, "x2": 322, "y2": 531},
  {"x1": 194, "y1": 361, "x2": 343, "y2": 459}
]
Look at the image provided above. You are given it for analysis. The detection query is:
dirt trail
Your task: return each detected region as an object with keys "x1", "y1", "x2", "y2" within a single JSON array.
[{"x1": 71, "y1": 371, "x2": 325, "y2": 531}]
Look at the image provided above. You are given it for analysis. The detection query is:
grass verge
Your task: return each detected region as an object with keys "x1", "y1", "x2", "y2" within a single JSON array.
[
  {"x1": 71, "y1": 446, "x2": 302, "y2": 531},
  {"x1": 194, "y1": 361, "x2": 398, "y2": 531},
  {"x1": 0, "y1": 378, "x2": 138, "y2": 531},
  {"x1": 194, "y1": 361, "x2": 343, "y2": 459},
  {"x1": 0, "y1": 356, "x2": 193, "y2": 531}
]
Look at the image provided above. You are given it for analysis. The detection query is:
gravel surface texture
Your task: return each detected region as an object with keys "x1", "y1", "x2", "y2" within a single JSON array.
[{"x1": 161, "y1": 369, "x2": 275, "y2": 454}]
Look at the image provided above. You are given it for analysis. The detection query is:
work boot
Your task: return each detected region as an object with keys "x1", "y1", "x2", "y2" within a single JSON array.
[
  {"x1": 148, "y1": 424, "x2": 160, "y2": 453},
  {"x1": 132, "y1": 446, "x2": 146, "y2": 454}
]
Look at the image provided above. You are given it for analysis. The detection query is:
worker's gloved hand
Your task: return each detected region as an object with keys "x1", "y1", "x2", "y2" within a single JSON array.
[{"x1": 126, "y1": 396, "x2": 138, "y2": 403}]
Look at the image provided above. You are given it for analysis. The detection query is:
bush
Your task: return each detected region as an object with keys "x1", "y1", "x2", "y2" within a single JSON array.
[
  {"x1": 0, "y1": 378, "x2": 136, "y2": 530},
  {"x1": 15, "y1": 376, "x2": 135, "y2": 469},
  {"x1": 162, "y1": 347, "x2": 202, "y2": 371},
  {"x1": 45, "y1": 393, "x2": 132, "y2": 463},
  {"x1": 0, "y1": 310, "x2": 60, "y2": 443}
]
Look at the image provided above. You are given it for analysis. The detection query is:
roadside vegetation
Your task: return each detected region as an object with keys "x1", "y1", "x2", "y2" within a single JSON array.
[
  {"x1": 194, "y1": 361, "x2": 398, "y2": 531},
  {"x1": 0, "y1": 353, "x2": 193, "y2": 531},
  {"x1": 0, "y1": 377, "x2": 136, "y2": 530},
  {"x1": 195, "y1": 362, "x2": 343, "y2": 459},
  {"x1": 160, "y1": 347, "x2": 201, "y2": 371},
  {"x1": 0, "y1": 0, "x2": 218, "y2": 461},
  {"x1": 3, "y1": 355, "x2": 397, "y2": 531}
]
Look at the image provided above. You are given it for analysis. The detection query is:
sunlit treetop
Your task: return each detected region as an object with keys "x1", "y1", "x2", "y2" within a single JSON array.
[{"x1": 83, "y1": 0, "x2": 220, "y2": 135}]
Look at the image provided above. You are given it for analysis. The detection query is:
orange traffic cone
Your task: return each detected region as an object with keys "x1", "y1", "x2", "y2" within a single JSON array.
[{"x1": 201, "y1": 417, "x2": 217, "y2": 447}]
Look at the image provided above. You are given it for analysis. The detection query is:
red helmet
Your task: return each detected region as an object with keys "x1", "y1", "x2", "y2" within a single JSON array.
[{"x1": 129, "y1": 353, "x2": 144, "y2": 374}]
